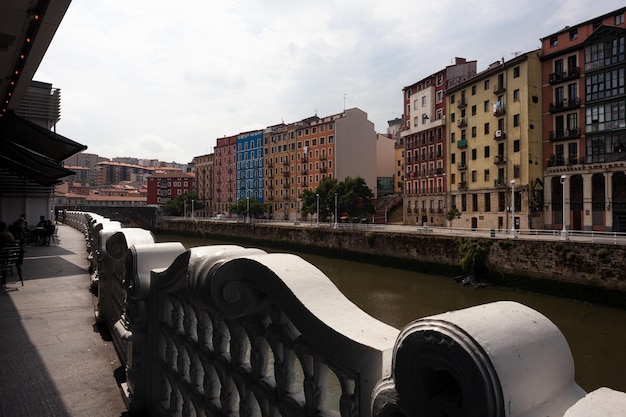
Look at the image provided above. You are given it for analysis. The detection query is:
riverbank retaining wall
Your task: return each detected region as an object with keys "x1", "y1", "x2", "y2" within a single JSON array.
[{"x1": 160, "y1": 219, "x2": 626, "y2": 307}]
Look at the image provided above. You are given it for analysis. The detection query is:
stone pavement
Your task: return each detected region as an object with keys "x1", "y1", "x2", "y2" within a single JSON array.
[{"x1": 0, "y1": 224, "x2": 128, "y2": 417}]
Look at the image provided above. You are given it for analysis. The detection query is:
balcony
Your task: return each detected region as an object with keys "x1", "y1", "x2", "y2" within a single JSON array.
[
  {"x1": 283, "y1": 159, "x2": 289, "y2": 166},
  {"x1": 493, "y1": 102, "x2": 505, "y2": 116},
  {"x1": 548, "y1": 67, "x2": 580, "y2": 84},
  {"x1": 494, "y1": 178, "x2": 506, "y2": 187},
  {"x1": 283, "y1": 182, "x2": 289, "y2": 188},
  {"x1": 458, "y1": 181, "x2": 468, "y2": 190},
  {"x1": 457, "y1": 139, "x2": 468, "y2": 149},
  {"x1": 457, "y1": 99, "x2": 467, "y2": 109},
  {"x1": 320, "y1": 167, "x2": 327, "y2": 173},
  {"x1": 549, "y1": 129, "x2": 580, "y2": 142},
  {"x1": 320, "y1": 155, "x2": 327, "y2": 160},
  {"x1": 457, "y1": 118, "x2": 467, "y2": 128},
  {"x1": 549, "y1": 98, "x2": 581, "y2": 113},
  {"x1": 494, "y1": 154, "x2": 507, "y2": 165},
  {"x1": 457, "y1": 162, "x2": 467, "y2": 170},
  {"x1": 494, "y1": 130, "x2": 506, "y2": 140},
  {"x1": 282, "y1": 171, "x2": 290, "y2": 177},
  {"x1": 493, "y1": 83, "x2": 506, "y2": 95}
]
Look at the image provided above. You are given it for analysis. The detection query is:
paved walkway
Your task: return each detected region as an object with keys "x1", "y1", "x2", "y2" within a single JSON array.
[{"x1": 0, "y1": 224, "x2": 128, "y2": 417}]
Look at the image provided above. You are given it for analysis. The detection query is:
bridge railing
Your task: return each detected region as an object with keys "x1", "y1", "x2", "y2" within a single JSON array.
[{"x1": 66, "y1": 211, "x2": 626, "y2": 417}]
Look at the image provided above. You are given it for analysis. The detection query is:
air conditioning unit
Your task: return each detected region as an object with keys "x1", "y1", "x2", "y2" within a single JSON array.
[{"x1": 495, "y1": 130, "x2": 503, "y2": 138}]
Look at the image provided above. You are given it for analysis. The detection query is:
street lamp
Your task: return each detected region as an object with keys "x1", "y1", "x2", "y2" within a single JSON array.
[
  {"x1": 246, "y1": 196, "x2": 250, "y2": 223},
  {"x1": 510, "y1": 180, "x2": 515, "y2": 237},
  {"x1": 560, "y1": 175, "x2": 567, "y2": 240},
  {"x1": 334, "y1": 193, "x2": 338, "y2": 229},
  {"x1": 316, "y1": 193, "x2": 320, "y2": 227},
  {"x1": 191, "y1": 199, "x2": 195, "y2": 219}
]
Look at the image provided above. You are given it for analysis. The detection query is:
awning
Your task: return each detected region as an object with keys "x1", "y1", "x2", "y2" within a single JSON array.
[
  {"x1": 1, "y1": 111, "x2": 86, "y2": 161},
  {"x1": 0, "y1": 140, "x2": 75, "y2": 186},
  {"x1": 0, "y1": 111, "x2": 86, "y2": 186}
]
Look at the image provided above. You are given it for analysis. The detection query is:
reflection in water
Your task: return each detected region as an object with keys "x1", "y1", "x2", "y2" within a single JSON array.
[{"x1": 157, "y1": 233, "x2": 626, "y2": 395}]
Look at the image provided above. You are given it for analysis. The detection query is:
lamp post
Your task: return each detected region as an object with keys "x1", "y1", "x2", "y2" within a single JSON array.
[
  {"x1": 510, "y1": 180, "x2": 515, "y2": 237},
  {"x1": 334, "y1": 193, "x2": 338, "y2": 229},
  {"x1": 246, "y1": 196, "x2": 250, "y2": 224},
  {"x1": 316, "y1": 193, "x2": 320, "y2": 228},
  {"x1": 191, "y1": 199, "x2": 195, "y2": 219},
  {"x1": 560, "y1": 175, "x2": 567, "y2": 240}
]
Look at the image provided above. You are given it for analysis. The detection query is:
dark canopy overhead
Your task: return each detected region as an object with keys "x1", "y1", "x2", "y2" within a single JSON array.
[{"x1": 0, "y1": 111, "x2": 86, "y2": 186}]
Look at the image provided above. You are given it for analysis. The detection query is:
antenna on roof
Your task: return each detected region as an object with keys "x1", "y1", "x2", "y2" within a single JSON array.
[
  {"x1": 343, "y1": 93, "x2": 347, "y2": 112},
  {"x1": 512, "y1": 51, "x2": 522, "y2": 57}
]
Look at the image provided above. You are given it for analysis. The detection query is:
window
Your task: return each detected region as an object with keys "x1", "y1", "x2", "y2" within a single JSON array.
[
  {"x1": 616, "y1": 13, "x2": 624, "y2": 25},
  {"x1": 484, "y1": 193, "x2": 491, "y2": 212},
  {"x1": 471, "y1": 105, "x2": 477, "y2": 115},
  {"x1": 436, "y1": 91, "x2": 443, "y2": 103},
  {"x1": 451, "y1": 153, "x2": 456, "y2": 164},
  {"x1": 513, "y1": 164, "x2": 520, "y2": 179},
  {"x1": 484, "y1": 80, "x2": 490, "y2": 90},
  {"x1": 422, "y1": 96, "x2": 427, "y2": 107},
  {"x1": 514, "y1": 89, "x2": 520, "y2": 101},
  {"x1": 484, "y1": 100, "x2": 490, "y2": 112},
  {"x1": 471, "y1": 149, "x2": 477, "y2": 160},
  {"x1": 484, "y1": 123, "x2": 490, "y2": 135},
  {"x1": 513, "y1": 140, "x2": 520, "y2": 152},
  {"x1": 513, "y1": 66, "x2": 520, "y2": 78},
  {"x1": 484, "y1": 146, "x2": 490, "y2": 158},
  {"x1": 513, "y1": 114, "x2": 520, "y2": 127},
  {"x1": 550, "y1": 36, "x2": 558, "y2": 47},
  {"x1": 484, "y1": 169, "x2": 490, "y2": 182},
  {"x1": 450, "y1": 94, "x2": 456, "y2": 104},
  {"x1": 471, "y1": 85, "x2": 476, "y2": 95},
  {"x1": 472, "y1": 194, "x2": 478, "y2": 211},
  {"x1": 328, "y1": 135, "x2": 334, "y2": 143},
  {"x1": 471, "y1": 170, "x2": 477, "y2": 182},
  {"x1": 471, "y1": 126, "x2": 477, "y2": 138},
  {"x1": 569, "y1": 29, "x2": 578, "y2": 41}
]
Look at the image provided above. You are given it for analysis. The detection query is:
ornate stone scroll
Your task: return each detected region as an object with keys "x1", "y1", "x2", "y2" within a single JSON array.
[{"x1": 372, "y1": 301, "x2": 586, "y2": 417}]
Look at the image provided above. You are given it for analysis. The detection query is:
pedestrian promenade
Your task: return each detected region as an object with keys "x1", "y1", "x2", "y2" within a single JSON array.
[{"x1": 0, "y1": 223, "x2": 128, "y2": 417}]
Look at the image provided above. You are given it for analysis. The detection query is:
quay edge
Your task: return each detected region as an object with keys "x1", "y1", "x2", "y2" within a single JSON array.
[{"x1": 158, "y1": 219, "x2": 626, "y2": 309}]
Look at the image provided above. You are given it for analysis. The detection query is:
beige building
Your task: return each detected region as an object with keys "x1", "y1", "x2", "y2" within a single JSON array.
[
  {"x1": 446, "y1": 51, "x2": 544, "y2": 230},
  {"x1": 193, "y1": 153, "x2": 214, "y2": 217}
]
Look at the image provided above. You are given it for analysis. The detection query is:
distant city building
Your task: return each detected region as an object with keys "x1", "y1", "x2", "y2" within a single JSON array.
[
  {"x1": 541, "y1": 6, "x2": 626, "y2": 232},
  {"x1": 237, "y1": 130, "x2": 264, "y2": 202},
  {"x1": 376, "y1": 133, "x2": 396, "y2": 198},
  {"x1": 402, "y1": 58, "x2": 477, "y2": 226},
  {"x1": 387, "y1": 117, "x2": 404, "y2": 194},
  {"x1": 193, "y1": 153, "x2": 214, "y2": 217},
  {"x1": 95, "y1": 161, "x2": 156, "y2": 186},
  {"x1": 146, "y1": 171, "x2": 195, "y2": 205},
  {"x1": 213, "y1": 135, "x2": 237, "y2": 215}
]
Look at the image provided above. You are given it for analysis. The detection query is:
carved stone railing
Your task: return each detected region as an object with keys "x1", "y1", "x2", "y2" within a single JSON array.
[{"x1": 66, "y1": 211, "x2": 626, "y2": 417}]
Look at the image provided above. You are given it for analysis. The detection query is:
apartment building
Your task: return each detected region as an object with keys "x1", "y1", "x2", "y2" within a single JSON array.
[
  {"x1": 262, "y1": 108, "x2": 377, "y2": 220},
  {"x1": 94, "y1": 161, "x2": 155, "y2": 186},
  {"x1": 541, "y1": 7, "x2": 626, "y2": 232},
  {"x1": 236, "y1": 130, "x2": 264, "y2": 202},
  {"x1": 213, "y1": 135, "x2": 237, "y2": 215},
  {"x1": 402, "y1": 58, "x2": 477, "y2": 226},
  {"x1": 146, "y1": 171, "x2": 195, "y2": 205},
  {"x1": 193, "y1": 153, "x2": 213, "y2": 217},
  {"x1": 387, "y1": 117, "x2": 404, "y2": 194},
  {"x1": 446, "y1": 51, "x2": 543, "y2": 230},
  {"x1": 264, "y1": 122, "x2": 298, "y2": 219}
]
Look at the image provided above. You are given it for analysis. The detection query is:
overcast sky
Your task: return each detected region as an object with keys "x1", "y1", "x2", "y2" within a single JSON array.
[{"x1": 34, "y1": 1, "x2": 624, "y2": 164}]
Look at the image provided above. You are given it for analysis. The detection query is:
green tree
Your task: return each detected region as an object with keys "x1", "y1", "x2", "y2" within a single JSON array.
[
  {"x1": 228, "y1": 198, "x2": 265, "y2": 218},
  {"x1": 163, "y1": 192, "x2": 202, "y2": 216},
  {"x1": 446, "y1": 207, "x2": 461, "y2": 227},
  {"x1": 299, "y1": 176, "x2": 374, "y2": 223}
]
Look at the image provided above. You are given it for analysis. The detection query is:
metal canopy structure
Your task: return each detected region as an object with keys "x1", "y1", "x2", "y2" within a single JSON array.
[{"x1": 0, "y1": 0, "x2": 82, "y2": 189}]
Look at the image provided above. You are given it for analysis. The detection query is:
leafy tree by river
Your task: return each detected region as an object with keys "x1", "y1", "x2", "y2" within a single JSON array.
[{"x1": 300, "y1": 176, "x2": 375, "y2": 222}]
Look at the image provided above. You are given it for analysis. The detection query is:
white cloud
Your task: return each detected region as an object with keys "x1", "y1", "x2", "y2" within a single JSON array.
[{"x1": 34, "y1": 0, "x2": 626, "y2": 163}]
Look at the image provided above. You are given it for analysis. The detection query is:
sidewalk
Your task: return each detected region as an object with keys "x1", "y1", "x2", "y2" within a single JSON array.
[{"x1": 0, "y1": 224, "x2": 128, "y2": 417}]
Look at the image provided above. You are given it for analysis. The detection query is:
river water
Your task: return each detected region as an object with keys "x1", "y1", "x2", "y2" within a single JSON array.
[{"x1": 155, "y1": 233, "x2": 626, "y2": 393}]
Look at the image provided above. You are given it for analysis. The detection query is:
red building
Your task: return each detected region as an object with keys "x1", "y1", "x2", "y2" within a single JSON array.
[{"x1": 146, "y1": 171, "x2": 195, "y2": 205}]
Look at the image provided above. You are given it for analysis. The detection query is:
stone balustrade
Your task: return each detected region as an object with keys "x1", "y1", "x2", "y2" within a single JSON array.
[{"x1": 66, "y1": 211, "x2": 626, "y2": 417}]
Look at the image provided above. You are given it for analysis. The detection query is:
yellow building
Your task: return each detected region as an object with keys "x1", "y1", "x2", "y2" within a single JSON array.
[{"x1": 446, "y1": 51, "x2": 544, "y2": 231}]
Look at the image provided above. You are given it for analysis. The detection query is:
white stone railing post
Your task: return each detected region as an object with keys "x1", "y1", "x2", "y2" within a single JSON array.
[{"x1": 135, "y1": 246, "x2": 399, "y2": 417}]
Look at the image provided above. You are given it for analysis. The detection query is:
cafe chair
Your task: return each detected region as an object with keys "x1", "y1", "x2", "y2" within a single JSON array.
[{"x1": 0, "y1": 244, "x2": 24, "y2": 287}]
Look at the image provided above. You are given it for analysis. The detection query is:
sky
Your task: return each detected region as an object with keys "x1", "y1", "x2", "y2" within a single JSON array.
[{"x1": 34, "y1": 0, "x2": 625, "y2": 164}]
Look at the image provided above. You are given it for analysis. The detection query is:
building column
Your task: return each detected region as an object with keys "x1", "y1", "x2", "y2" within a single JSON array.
[
  {"x1": 543, "y1": 174, "x2": 553, "y2": 229},
  {"x1": 583, "y1": 173, "x2": 593, "y2": 231},
  {"x1": 606, "y1": 172, "x2": 613, "y2": 232}
]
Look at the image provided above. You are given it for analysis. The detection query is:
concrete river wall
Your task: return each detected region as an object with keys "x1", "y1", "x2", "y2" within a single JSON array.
[{"x1": 160, "y1": 219, "x2": 626, "y2": 308}]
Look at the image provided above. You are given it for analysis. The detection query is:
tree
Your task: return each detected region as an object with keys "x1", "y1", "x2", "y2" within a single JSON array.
[
  {"x1": 228, "y1": 198, "x2": 265, "y2": 218},
  {"x1": 299, "y1": 176, "x2": 374, "y2": 223},
  {"x1": 446, "y1": 207, "x2": 461, "y2": 227},
  {"x1": 163, "y1": 192, "x2": 202, "y2": 216}
]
